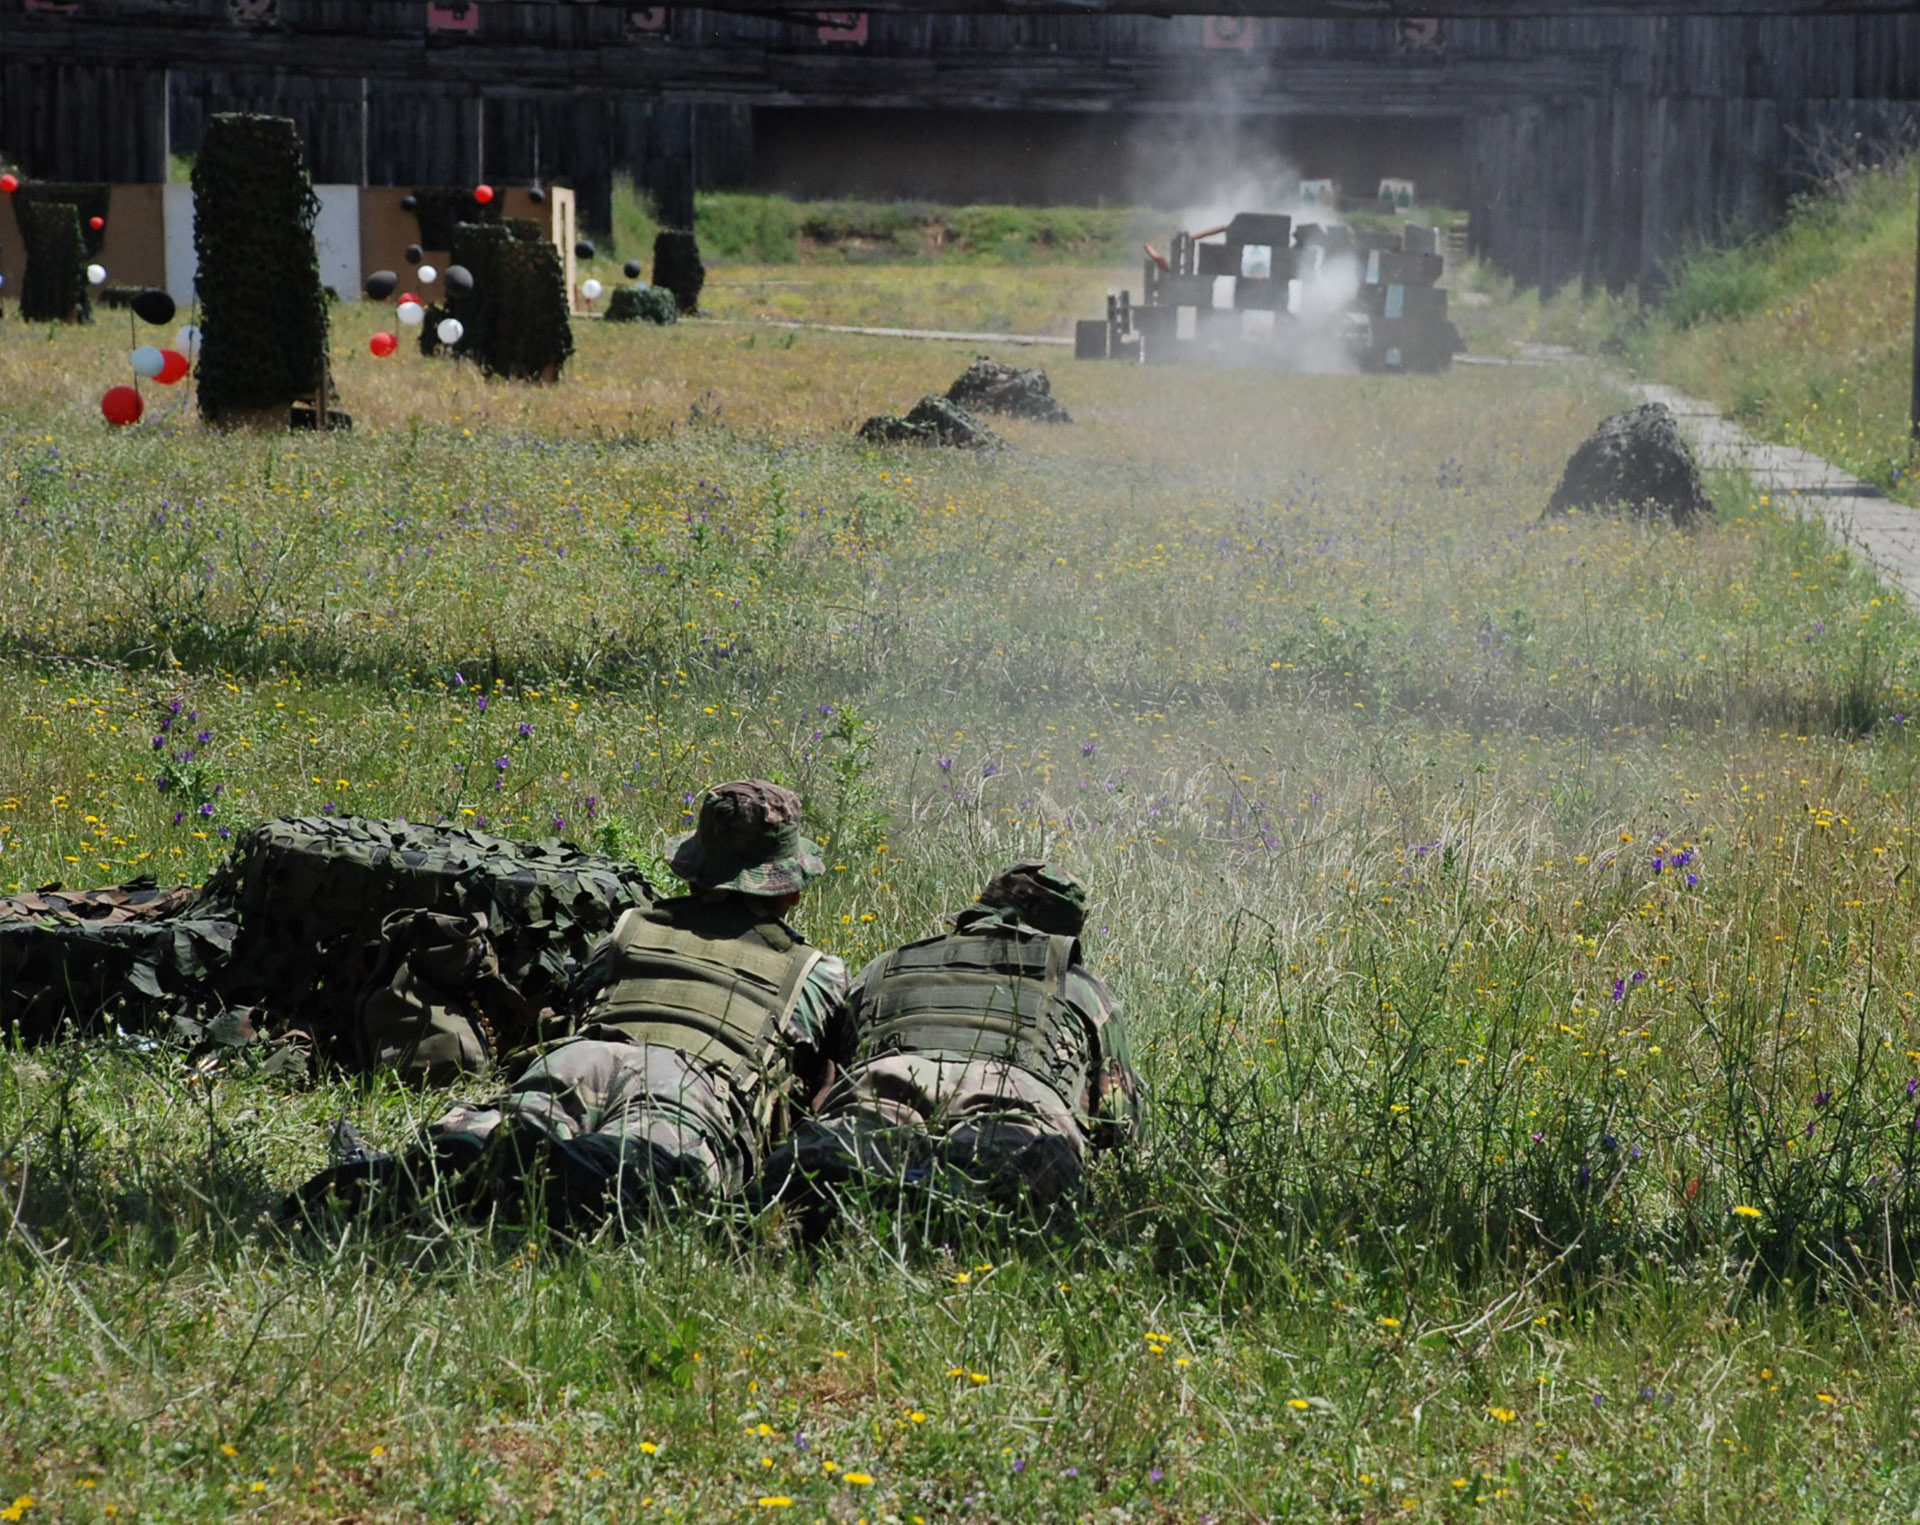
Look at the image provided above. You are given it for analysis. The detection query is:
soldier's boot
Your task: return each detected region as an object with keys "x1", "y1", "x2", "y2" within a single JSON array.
[
  {"x1": 543, "y1": 1132, "x2": 695, "y2": 1235},
  {"x1": 939, "y1": 1126, "x2": 1085, "y2": 1220},
  {"x1": 279, "y1": 1151, "x2": 399, "y2": 1226},
  {"x1": 756, "y1": 1117, "x2": 934, "y2": 1240}
]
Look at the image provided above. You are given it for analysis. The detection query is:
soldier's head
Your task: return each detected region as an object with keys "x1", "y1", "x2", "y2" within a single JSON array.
[
  {"x1": 977, "y1": 860, "x2": 1087, "y2": 937},
  {"x1": 669, "y1": 779, "x2": 825, "y2": 908}
]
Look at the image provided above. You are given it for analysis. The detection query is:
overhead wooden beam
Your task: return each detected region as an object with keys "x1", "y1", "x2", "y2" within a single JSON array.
[
  {"x1": 4, "y1": 21, "x2": 1612, "y2": 109},
  {"x1": 677, "y1": 0, "x2": 1920, "y2": 12}
]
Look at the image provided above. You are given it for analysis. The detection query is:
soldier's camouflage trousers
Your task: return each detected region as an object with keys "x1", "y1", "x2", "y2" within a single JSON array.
[
  {"x1": 759, "y1": 1055, "x2": 1088, "y2": 1219},
  {"x1": 421, "y1": 1035, "x2": 754, "y2": 1228}
]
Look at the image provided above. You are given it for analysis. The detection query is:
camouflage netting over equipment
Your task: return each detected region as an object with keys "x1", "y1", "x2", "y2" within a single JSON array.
[
  {"x1": 1545, "y1": 402, "x2": 1714, "y2": 528},
  {"x1": 0, "y1": 816, "x2": 656, "y2": 1066},
  {"x1": 946, "y1": 358, "x2": 1072, "y2": 423},
  {"x1": 0, "y1": 882, "x2": 238, "y2": 1045},
  {"x1": 857, "y1": 395, "x2": 1002, "y2": 450},
  {"x1": 197, "y1": 815, "x2": 656, "y2": 1044}
]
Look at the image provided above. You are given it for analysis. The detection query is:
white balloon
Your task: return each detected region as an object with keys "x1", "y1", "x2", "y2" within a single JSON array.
[
  {"x1": 396, "y1": 300, "x2": 425, "y2": 326},
  {"x1": 417, "y1": 263, "x2": 439, "y2": 284},
  {"x1": 174, "y1": 324, "x2": 202, "y2": 358},
  {"x1": 86, "y1": 263, "x2": 108, "y2": 285},
  {"x1": 130, "y1": 345, "x2": 165, "y2": 378},
  {"x1": 436, "y1": 317, "x2": 465, "y2": 345},
  {"x1": 580, "y1": 278, "x2": 603, "y2": 301}
]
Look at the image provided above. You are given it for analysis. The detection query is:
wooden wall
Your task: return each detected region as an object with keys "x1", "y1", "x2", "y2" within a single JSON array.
[{"x1": 3, "y1": 3, "x2": 1918, "y2": 285}]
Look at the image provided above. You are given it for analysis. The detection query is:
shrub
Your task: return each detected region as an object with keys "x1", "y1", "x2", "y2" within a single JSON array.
[
  {"x1": 652, "y1": 230, "x2": 705, "y2": 316},
  {"x1": 16, "y1": 199, "x2": 89, "y2": 324},
  {"x1": 191, "y1": 114, "x2": 330, "y2": 421},
  {"x1": 1661, "y1": 242, "x2": 1775, "y2": 328},
  {"x1": 604, "y1": 284, "x2": 678, "y2": 325},
  {"x1": 692, "y1": 192, "x2": 800, "y2": 262}
]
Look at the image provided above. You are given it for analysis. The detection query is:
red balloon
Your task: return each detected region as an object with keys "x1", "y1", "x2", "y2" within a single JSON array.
[
  {"x1": 473, "y1": 183, "x2": 495, "y2": 205},
  {"x1": 369, "y1": 331, "x2": 398, "y2": 358},
  {"x1": 155, "y1": 348, "x2": 190, "y2": 385},
  {"x1": 101, "y1": 385, "x2": 144, "y2": 426},
  {"x1": 89, "y1": 215, "x2": 105, "y2": 231},
  {"x1": 398, "y1": 291, "x2": 420, "y2": 307},
  {"x1": 0, "y1": 174, "x2": 17, "y2": 195}
]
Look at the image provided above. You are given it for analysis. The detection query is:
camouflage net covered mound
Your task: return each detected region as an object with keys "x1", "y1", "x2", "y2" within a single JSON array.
[
  {"x1": 945, "y1": 357, "x2": 1072, "y2": 423},
  {"x1": 0, "y1": 815, "x2": 656, "y2": 1063},
  {"x1": 857, "y1": 395, "x2": 1002, "y2": 450},
  {"x1": 1545, "y1": 402, "x2": 1715, "y2": 527}
]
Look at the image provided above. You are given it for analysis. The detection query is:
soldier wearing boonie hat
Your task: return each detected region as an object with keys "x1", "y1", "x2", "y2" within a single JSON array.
[
  {"x1": 398, "y1": 780, "x2": 850, "y2": 1231},
  {"x1": 758, "y1": 859, "x2": 1141, "y2": 1228}
]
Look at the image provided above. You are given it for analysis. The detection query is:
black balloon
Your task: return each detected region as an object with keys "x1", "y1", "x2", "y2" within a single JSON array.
[
  {"x1": 404, "y1": 244, "x2": 423, "y2": 265},
  {"x1": 400, "y1": 194, "x2": 419, "y2": 212},
  {"x1": 131, "y1": 288, "x2": 177, "y2": 325},
  {"x1": 364, "y1": 269, "x2": 398, "y2": 301},
  {"x1": 444, "y1": 264, "x2": 474, "y2": 294},
  {"x1": 574, "y1": 239, "x2": 595, "y2": 260},
  {"x1": 624, "y1": 259, "x2": 643, "y2": 280},
  {"x1": 528, "y1": 187, "x2": 547, "y2": 205}
]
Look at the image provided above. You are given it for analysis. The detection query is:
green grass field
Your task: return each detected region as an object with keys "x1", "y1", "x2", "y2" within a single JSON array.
[{"x1": 7, "y1": 220, "x2": 1920, "y2": 1522}]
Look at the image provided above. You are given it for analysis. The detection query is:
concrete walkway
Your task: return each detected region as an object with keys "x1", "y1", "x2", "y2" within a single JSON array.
[{"x1": 1629, "y1": 380, "x2": 1920, "y2": 604}]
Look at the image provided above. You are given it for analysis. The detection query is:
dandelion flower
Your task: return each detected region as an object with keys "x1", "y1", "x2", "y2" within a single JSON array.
[
  {"x1": 1733, "y1": 1205, "x2": 1763, "y2": 1219},
  {"x1": 845, "y1": 1471, "x2": 874, "y2": 1486}
]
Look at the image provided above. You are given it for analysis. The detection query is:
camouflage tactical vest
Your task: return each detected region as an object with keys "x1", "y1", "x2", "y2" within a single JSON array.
[
  {"x1": 584, "y1": 899, "x2": 823, "y2": 1096},
  {"x1": 853, "y1": 922, "x2": 1087, "y2": 1103}
]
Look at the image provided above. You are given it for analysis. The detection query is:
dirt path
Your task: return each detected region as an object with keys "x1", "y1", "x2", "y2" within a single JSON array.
[{"x1": 717, "y1": 318, "x2": 1073, "y2": 347}]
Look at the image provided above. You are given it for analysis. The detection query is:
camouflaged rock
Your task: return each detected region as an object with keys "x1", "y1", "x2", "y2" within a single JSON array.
[
  {"x1": 946, "y1": 357, "x2": 1072, "y2": 423},
  {"x1": 857, "y1": 395, "x2": 1002, "y2": 450}
]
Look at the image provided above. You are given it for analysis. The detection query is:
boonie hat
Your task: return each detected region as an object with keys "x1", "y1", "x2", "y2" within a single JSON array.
[
  {"x1": 978, "y1": 860, "x2": 1087, "y2": 936},
  {"x1": 669, "y1": 779, "x2": 825, "y2": 896}
]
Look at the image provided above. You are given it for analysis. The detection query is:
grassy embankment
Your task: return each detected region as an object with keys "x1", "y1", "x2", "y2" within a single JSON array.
[
  {"x1": 1481, "y1": 154, "x2": 1920, "y2": 506},
  {"x1": 5, "y1": 229, "x2": 1920, "y2": 1521}
]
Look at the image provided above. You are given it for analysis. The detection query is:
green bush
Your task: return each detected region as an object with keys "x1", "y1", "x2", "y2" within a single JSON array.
[
  {"x1": 191, "y1": 114, "x2": 330, "y2": 421},
  {"x1": 16, "y1": 199, "x2": 89, "y2": 324},
  {"x1": 687, "y1": 193, "x2": 1160, "y2": 265},
  {"x1": 1660, "y1": 242, "x2": 1775, "y2": 328},
  {"x1": 604, "y1": 284, "x2": 678, "y2": 325},
  {"x1": 693, "y1": 192, "x2": 802, "y2": 263}
]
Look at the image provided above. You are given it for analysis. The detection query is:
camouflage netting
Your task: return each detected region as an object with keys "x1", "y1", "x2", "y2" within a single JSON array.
[
  {"x1": 945, "y1": 357, "x2": 1072, "y2": 423},
  {"x1": 857, "y1": 395, "x2": 1002, "y2": 450},
  {"x1": 0, "y1": 902, "x2": 239, "y2": 1046},
  {"x1": 1545, "y1": 402, "x2": 1715, "y2": 527},
  {"x1": 0, "y1": 816, "x2": 656, "y2": 1066}
]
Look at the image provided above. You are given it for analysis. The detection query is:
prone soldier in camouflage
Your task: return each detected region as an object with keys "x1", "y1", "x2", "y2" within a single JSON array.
[
  {"x1": 295, "y1": 782, "x2": 849, "y2": 1231},
  {"x1": 760, "y1": 861, "x2": 1141, "y2": 1221}
]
